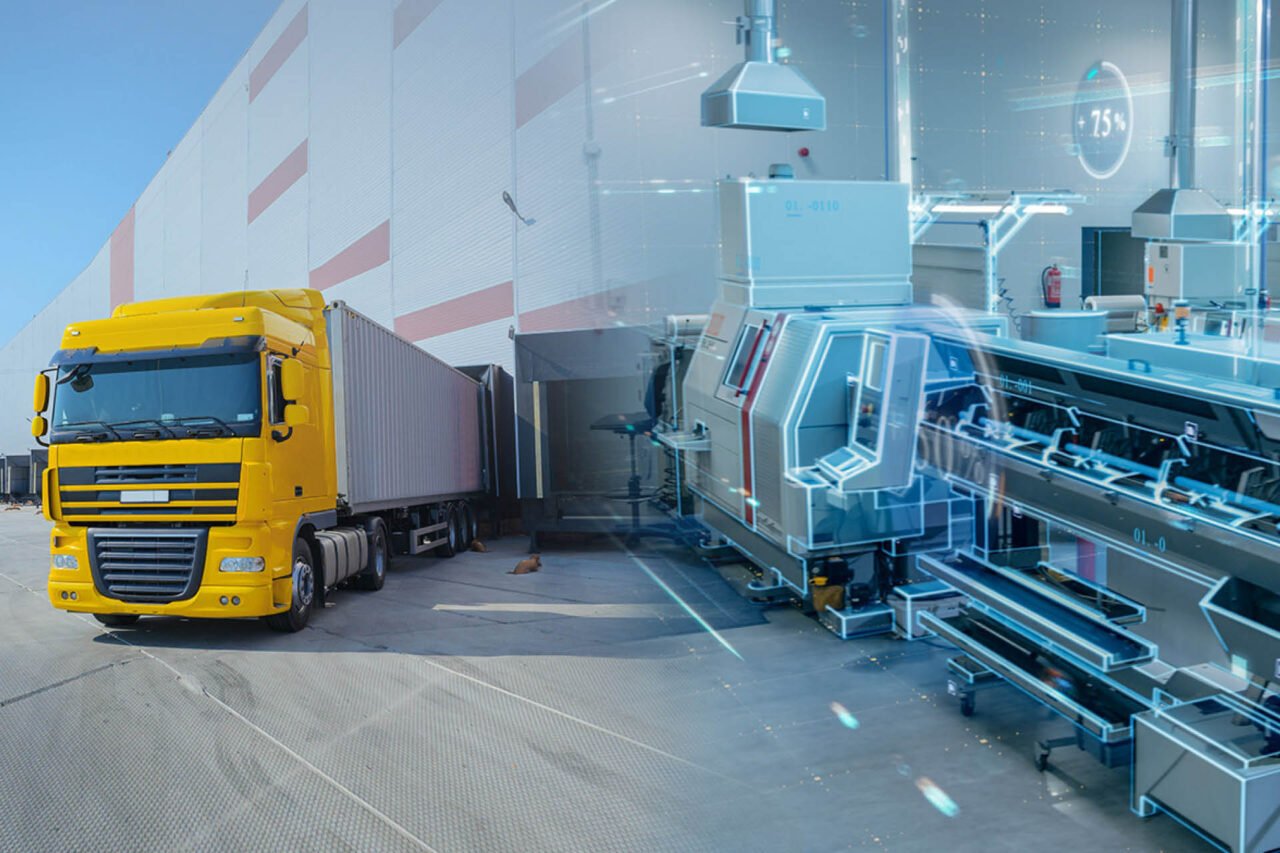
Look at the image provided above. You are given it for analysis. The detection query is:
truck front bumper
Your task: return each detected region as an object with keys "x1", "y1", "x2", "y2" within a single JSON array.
[
  {"x1": 47, "y1": 522, "x2": 291, "y2": 619},
  {"x1": 47, "y1": 579, "x2": 282, "y2": 618}
]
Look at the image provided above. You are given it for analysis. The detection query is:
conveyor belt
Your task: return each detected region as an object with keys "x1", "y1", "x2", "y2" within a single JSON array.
[
  {"x1": 919, "y1": 552, "x2": 1156, "y2": 672},
  {"x1": 920, "y1": 609, "x2": 1146, "y2": 744},
  {"x1": 1010, "y1": 563, "x2": 1145, "y2": 625}
]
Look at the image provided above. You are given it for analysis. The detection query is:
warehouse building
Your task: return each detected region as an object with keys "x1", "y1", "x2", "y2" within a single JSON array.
[{"x1": 0, "y1": 0, "x2": 1249, "y2": 453}]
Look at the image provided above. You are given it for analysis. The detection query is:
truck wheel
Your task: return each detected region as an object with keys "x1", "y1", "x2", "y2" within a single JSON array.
[
  {"x1": 266, "y1": 538, "x2": 315, "y2": 632},
  {"x1": 436, "y1": 506, "x2": 459, "y2": 558},
  {"x1": 460, "y1": 503, "x2": 476, "y2": 549},
  {"x1": 358, "y1": 519, "x2": 389, "y2": 591},
  {"x1": 94, "y1": 614, "x2": 140, "y2": 628}
]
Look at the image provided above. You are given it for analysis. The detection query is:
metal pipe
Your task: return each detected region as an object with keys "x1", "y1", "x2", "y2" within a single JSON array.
[
  {"x1": 742, "y1": 0, "x2": 776, "y2": 64},
  {"x1": 1246, "y1": 0, "x2": 1271, "y2": 358},
  {"x1": 1169, "y1": 0, "x2": 1197, "y2": 188},
  {"x1": 883, "y1": 0, "x2": 913, "y2": 188}
]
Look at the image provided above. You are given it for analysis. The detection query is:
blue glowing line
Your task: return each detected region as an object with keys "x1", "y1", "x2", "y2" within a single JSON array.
[
  {"x1": 830, "y1": 701, "x2": 860, "y2": 730},
  {"x1": 916, "y1": 777, "x2": 960, "y2": 817},
  {"x1": 547, "y1": 0, "x2": 623, "y2": 38},
  {"x1": 629, "y1": 554, "x2": 744, "y2": 661},
  {"x1": 600, "y1": 72, "x2": 711, "y2": 105},
  {"x1": 1086, "y1": 66, "x2": 1098, "y2": 80},
  {"x1": 1011, "y1": 67, "x2": 1280, "y2": 111}
]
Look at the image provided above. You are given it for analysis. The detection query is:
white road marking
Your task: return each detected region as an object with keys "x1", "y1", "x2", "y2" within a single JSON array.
[{"x1": 433, "y1": 601, "x2": 679, "y2": 618}]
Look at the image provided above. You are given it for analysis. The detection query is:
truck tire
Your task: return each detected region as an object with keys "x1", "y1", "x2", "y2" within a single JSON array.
[
  {"x1": 266, "y1": 538, "x2": 315, "y2": 632},
  {"x1": 436, "y1": 506, "x2": 459, "y2": 558},
  {"x1": 94, "y1": 614, "x2": 140, "y2": 628},
  {"x1": 460, "y1": 503, "x2": 476, "y2": 550},
  {"x1": 357, "y1": 518, "x2": 389, "y2": 591}
]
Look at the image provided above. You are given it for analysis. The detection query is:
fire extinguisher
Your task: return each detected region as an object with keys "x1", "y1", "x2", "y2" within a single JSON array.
[{"x1": 1041, "y1": 265, "x2": 1062, "y2": 309}]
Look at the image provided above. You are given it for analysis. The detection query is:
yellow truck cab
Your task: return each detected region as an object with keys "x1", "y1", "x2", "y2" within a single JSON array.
[{"x1": 33, "y1": 289, "x2": 486, "y2": 631}]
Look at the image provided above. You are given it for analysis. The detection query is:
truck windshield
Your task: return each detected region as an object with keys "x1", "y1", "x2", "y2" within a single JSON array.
[{"x1": 50, "y1": 352, "x2": 262, "y2": 443}]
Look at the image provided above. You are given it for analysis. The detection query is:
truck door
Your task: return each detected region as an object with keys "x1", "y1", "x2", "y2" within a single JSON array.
[{"x1": 267, "y1": 354, "x2": 326, "y2": 507}]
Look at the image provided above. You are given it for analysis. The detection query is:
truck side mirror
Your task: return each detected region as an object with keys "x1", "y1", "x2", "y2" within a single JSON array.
[
  {"x1": 280, "y1": 358, "x2": 305, "y2": 402},
  {"x1": 284, "y1": 404, "x2": 309, "y2": 427},
  {"x1": 33, "y1": 374, "x2": 49, "y2": 413},
  {"x1": 272, "y1": 404, "x2": 309, "y2": 443},
  {"x1": 31, "y1": 416, "x2": 48, "y2": 439}
]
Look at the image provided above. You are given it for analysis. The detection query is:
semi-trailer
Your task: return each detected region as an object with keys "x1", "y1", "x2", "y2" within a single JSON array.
[
  {"x1": 1, "y1": 453, "x2": 31, "y2": 501},
  {"x1": 32, "y1": 289, "x2": 488, "y2": 631}
]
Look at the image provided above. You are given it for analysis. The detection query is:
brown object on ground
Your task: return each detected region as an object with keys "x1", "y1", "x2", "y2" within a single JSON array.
[
  {"x1": 510, "y1": 554, "x2": 541, "y2": 574},
  {"x1": 811, "y1": 584, "x2": 845, "y2": 613},
  {"x1": 470, "y1": 540, "x2": 487, "y2": 553}
]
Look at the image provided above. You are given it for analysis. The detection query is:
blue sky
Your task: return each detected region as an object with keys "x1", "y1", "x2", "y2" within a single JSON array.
[{"x1": 0, "y1": 1, "x2": 278, "y2": 347}]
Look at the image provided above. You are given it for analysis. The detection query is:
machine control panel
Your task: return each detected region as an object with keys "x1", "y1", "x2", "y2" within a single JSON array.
[{"x1": 800, "y1": 330, "x2": 929, "y2": 500}]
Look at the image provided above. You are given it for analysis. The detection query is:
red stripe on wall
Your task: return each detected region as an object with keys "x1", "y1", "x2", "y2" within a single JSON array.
[
  {"x1": 517, "y1": 279, "x2": 659, "y2": 332},
  {"x1": 248, "y1": 140, "x2": 308, "y2": 224},
  {"x1": 395, "y1": 281, "x2": 514, "y2": 341},
  {"x1": 392, "y1": 0, "x2": 445, "y2": 48},
  {"x1": 108, "y1": 207, "x2": 135, "y2": 313},
  {"x1": 515, "y1": 35, "x2": 585, "y2": 129},
  {"x1": 249, "y1": 5, "x2": 309, "y2": 102},
  {"x1": 309, "y1": 220, "x2": 391, "y2": 291}
]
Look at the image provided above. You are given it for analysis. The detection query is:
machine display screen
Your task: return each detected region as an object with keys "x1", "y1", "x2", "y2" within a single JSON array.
[
  {"x1": 723, "y1": 323, "x2": 764, "y2": 392},
  {"x1": 854, "y1": 338, "x2": 888, "y2": 451},
  {"x1": 864, "y1": 339, "x2": 887, "y2": 391}
]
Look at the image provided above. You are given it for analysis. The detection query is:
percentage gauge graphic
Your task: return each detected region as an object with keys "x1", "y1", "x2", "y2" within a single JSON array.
[{"x1": 1072, "y1": 61, "x2": 1134, "y2": 180}]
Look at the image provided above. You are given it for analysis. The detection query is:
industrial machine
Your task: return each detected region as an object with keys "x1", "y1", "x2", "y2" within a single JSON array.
[
  {"x1": 657, "y1": 1, "x2": 1280, "y2": 850},
  {"x1": 32, "y1": 290, "x2": 490, "y2": 631}
]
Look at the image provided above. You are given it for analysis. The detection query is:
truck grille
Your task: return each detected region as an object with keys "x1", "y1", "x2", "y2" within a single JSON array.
[
  {"x1": 58, "y1": 464, "x2": 240, "y2": 524},
  {"x1": 87, "y1": 529, "x2": 207, "y2": 603}
]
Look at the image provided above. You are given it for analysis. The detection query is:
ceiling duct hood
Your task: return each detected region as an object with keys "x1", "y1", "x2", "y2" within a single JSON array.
[
  {"x1": 1132, "y1": 188, "x2": 1233, "y2": 242},
  {"x1": 1131, "y1": 0, "x2": 1232, "y2": 242},
  {"x1": 700, "y1": 0, "x2": 826, "y2": 132}
]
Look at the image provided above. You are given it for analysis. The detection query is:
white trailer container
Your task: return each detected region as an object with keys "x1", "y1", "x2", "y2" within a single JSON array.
[{"x1": 325, "y1": 300, "x2": 487, "y2": 526}]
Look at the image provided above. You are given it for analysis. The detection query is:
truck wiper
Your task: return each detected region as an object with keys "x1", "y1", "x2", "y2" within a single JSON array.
[
  {"x1": 174, "y1": 415, "x2": 236, "y2": 437},
  {"x1": 108, "y1": 419, "x2": 178, "y2": 439},
  {"x1": 56, "y1": 420, "x2": 123, "y2": 441}
]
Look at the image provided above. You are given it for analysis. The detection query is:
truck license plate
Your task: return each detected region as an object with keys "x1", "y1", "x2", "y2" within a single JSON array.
[{"x1": 120, "y1": 490, "x2": 170, "y2": 504}]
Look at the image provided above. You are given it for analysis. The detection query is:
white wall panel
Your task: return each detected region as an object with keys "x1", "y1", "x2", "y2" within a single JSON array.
[
  {"x1": 244, "y1": 0, "x2": 309, "y2": 79},
  {"x1": 512, "y1": 0, "x2": 570, "y2": 77},
  {"x1": 392, "y1": 0, "x2": 513, "y2": 317},
  {"x1": 201, "y1": 75, "x2": 250, "y2": 293},
  {"x1": 415, "y1": 316, "x2": 513, "y2": 373},
  {"x1": 132, "y1": 180, "x2": 166, "y2": 302},
  {"x1": 309, "y1": 0, "x2": 392, "y2": 269},
  {"x1": 247, "y1": 43, "x2": 309, "y2": 190},
  {"x1": 514, "y1": 104, "x2": 593, "y2": 314},
  {"x1": 164, "y1": 137, "x2": 203, "y2": 293},
  {"x1": 247, "y1": 177, "x2": 309, "y2": 292},
  {"x1": 322, "y1": 264, "x2": 393, "y2": 328}
]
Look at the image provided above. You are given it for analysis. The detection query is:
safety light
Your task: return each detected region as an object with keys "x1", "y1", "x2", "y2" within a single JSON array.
[
  {"x1": 219, "y1": 556, "x2": 265, "y2": 573},
  {"x1": 52, "y1": 555, "x2": 79, "y2": 570}
]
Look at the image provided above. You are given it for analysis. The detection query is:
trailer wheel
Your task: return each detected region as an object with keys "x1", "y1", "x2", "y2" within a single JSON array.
[
  {"x1": 436, "y1": 506, "x2": 459, "y2": 558},
  {"x1": 94, "y1": 614, "x2": 140, "y2": 628},
  {"x1": 266, "y1": 538, "x2": 315, "y2": 632},
  {"x1": 357, "y1": 519, "x2": 389, "y2": 591},
  {"x1": 463, "y1": 502, "x2": 478, "y2": 548}
]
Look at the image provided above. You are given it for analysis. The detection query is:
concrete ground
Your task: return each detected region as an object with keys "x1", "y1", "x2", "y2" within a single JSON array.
[{"x1": 0, "y1": 509, "x2": 1207, "y2": 852}]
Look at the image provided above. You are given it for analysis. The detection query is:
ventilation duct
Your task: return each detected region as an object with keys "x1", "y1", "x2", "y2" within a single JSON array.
[{"x1": 700, "y1": 0, "x2": 826, "y2": 132}]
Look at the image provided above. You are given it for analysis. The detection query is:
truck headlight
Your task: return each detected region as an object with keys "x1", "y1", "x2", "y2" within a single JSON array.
[
  {"x1": 52, "y1": 554, "x2": 79, "y2": 570},
  {"x1": 219, "y1": 557, "x2": 265, "y2": 573}
]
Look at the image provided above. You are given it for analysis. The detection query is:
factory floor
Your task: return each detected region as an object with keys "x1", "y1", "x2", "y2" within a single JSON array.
[{"x1": 0, "y1": 510, "x2": 1206, "y2": 853}]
